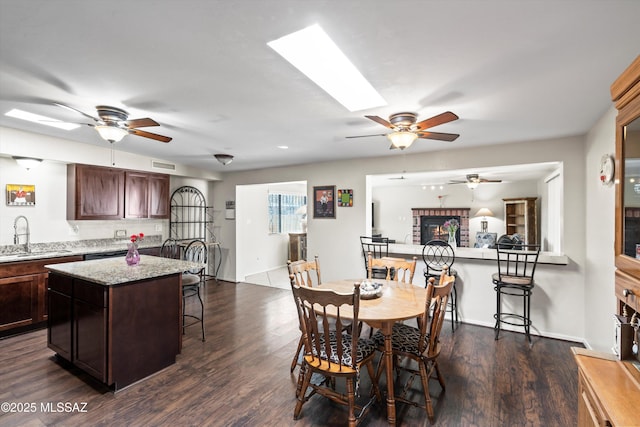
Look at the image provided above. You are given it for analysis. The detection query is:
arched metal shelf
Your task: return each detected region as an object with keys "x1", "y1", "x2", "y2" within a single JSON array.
[{"x1": 169, "y1": 186, "x2": 221, "y2": 279}]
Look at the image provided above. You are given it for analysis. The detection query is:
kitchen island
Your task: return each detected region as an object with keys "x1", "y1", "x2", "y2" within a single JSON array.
[{"x1": 46, "y1": 255, "x2": 202, "y2": 391}]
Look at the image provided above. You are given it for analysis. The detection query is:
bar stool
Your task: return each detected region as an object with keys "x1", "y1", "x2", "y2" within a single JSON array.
[
  {"x1": 492, "y1": 243, "x2": 540, "y2": 344},
  {"x1": 422, "y1": 239, "x2": 458, "y2": 332}
]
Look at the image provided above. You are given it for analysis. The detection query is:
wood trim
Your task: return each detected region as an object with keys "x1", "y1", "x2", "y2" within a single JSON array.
[{"x1": 611, "y1": 55, "x2": 640, "y2": 107}]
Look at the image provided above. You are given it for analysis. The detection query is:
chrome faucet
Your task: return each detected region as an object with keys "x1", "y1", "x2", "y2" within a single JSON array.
[{"x1": 13, "y1": 215, "x2": 31, "y2": 253}]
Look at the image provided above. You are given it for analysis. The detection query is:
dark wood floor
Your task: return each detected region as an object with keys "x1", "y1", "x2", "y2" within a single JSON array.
[{"x1": 0, "y1": 280, "x2": 581, "y2": 426}]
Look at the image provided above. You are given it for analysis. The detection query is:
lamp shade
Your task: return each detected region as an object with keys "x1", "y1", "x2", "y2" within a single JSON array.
[
  {"x1": 387, "y1": 131, "x2": 418, "y2": 150},
  {"x1": 475, "y1": 208, "x2": 494, "y2": 217},
  {"x1": 13, "y1": 156, "x2": 43, "y2": 170},
  {"x1": 95, "y1": 125, "x2": 129, "y2": 143}
]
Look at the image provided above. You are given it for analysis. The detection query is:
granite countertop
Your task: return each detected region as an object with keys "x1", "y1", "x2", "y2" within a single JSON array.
[
  {"x1": 0, "y1": 236, "x2": 164, "y2": 264},
  {"x1": 46, "y1": 255, "x2": 204, "y2": 286},
  {"x1": 388, "y1": 243, "x2": 569, "y2": 265}
]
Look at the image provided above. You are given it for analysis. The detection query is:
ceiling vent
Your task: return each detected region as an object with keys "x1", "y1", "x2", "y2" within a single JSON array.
[{"x1": 151, "y1": 160, "x2": 176, "y2": 171}]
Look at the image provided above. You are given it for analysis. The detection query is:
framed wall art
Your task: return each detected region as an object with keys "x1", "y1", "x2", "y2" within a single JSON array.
[
  {"x1": 313, "y1": 185, "x2": 335, "y2": 218},
  {"x1": 338, "y1": 189, "x2": 353, "y2": 207},
  {"x1": 6, "y1": 184, "x2": 36, "y2": 206}
]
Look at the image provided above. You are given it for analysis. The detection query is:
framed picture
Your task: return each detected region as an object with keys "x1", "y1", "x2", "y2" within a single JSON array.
[
  {"x1": 313, "y1": 185, "x2": 335, "y2": 218},
  {"x1": 337, "y1": 189, "x2": 353, "y2": 207},
  {"x1": 6, "y1": 184, "x2": 36, "y2": 206}
]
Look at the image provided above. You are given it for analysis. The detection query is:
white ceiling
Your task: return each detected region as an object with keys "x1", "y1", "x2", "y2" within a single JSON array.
[{"x1": 0, "y1": 0, "x2": 638, "y2": 178}]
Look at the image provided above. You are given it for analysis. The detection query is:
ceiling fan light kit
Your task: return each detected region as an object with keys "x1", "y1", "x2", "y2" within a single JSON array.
[
  {"x1": 387, "y1": 131, "x2": 418, "y2": 149},
  {"x1": 214, "y1": 154, "x2": 234, "y2": 165},
  {"x1": 54, "y1": 103, "x2": 172, "y2": 144},
  {"x1": 348, "y1": 110, "x2": 459, "y2": 149},
  {"x1": 95, "y1": 125, "x2": 129, "y2": 143}
]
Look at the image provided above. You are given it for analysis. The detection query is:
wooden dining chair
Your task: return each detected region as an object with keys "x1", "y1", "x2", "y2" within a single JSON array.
[
  {"x1": 290, "y1": 282, "x2": 381, "y2": 427},
  {"x1": 367, "y1": 253, "x2": 417, "y2": 284},
  {"x1": 372, "y1": 270, "x2": 455, "y2": 423},
  {"x1": 287, "y1": 256, "x2": 321, "y2": 372}
]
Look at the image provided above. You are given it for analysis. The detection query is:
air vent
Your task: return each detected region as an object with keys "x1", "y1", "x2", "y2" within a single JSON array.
[{"x1": 151, "y1": 160, "x2": 176, "y2": 171}]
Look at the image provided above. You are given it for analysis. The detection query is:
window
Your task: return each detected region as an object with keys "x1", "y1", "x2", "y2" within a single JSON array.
[{"x1": 268, "y1": 193, "x2": 307, "y2": 233}]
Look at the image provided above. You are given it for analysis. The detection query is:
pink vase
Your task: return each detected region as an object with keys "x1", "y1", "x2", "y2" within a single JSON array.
[{"x1": 125, "y1": 243, "x2": 140, "y2": 266}]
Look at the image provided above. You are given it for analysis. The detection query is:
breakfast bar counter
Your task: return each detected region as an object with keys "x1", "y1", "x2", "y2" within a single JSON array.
[{"x1": 45, "y1": 255, "x2": 202, "y2": 391}]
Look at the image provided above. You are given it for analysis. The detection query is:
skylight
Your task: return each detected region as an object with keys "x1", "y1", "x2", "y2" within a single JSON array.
[
  {"x1": 268, "y1": 24, "x2": 386, "y2": 112},
  {"x1": 5, "y1": 108, "x2": 80, "y2": 131}
]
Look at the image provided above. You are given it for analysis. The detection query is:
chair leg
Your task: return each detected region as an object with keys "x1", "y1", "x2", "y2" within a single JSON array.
[
  {"x1": 365, "y1": 359, "x2": 382, "y2": 403},
  {"x1": 294, "y1": 364, "x2": 312, "y2": 419},
  {"x1": 182, "y1": 292, "x2": 187, "y2": 335},
  {"x1": 433, "y1": 360, "x2": 446, "y2": 390},
  {"x1": 494, "y1": 284, "x2": 501, "y2": 340},
  {"x1": 197, "y1": 286, "x2": 205, "y2": 342},
  {"x1": 450, "y1": 283, "x2": 458, "y2": 333},
  {"x1": 291, "y1": 335, "x2": 303, "y2": 373},
  {"x1": 524, "y1": 288, "x2": 531, "y2": 344},
  {"x1": 418, "y1": 360, "x2": 435, "y2": 423},
  {"x1": 346, "y1": 377, "x2": 356, "y2": 427}
]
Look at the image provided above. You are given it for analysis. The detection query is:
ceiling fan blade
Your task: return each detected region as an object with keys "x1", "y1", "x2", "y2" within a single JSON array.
[
  {"x1": 416, "y1": 131, "x2": 460, "y2": 142},
  {"x1": 414, "y1": 111, "x2": 459, "y2": 131},
  {"x1": 124, "y1": 118, "x2": 159, "y2": 128},
  {"x1": 448, "y1": 180, "x2": 467, "y2": 184},
  {"x1": 345, "y1": 133, "x2": 387, "y2": 139},
  {"x1": 129, "y1": 128, "x2": 172, "y2": 143},
  {"x1": 54, "y1": 102, "x2": 99, "y2": 122},
  {"x1": 365, "y1": 115, "x2": 395, "y2": 129},
  {"x1": 479, "y1": 179, "x2": 502, "y2": 183}
]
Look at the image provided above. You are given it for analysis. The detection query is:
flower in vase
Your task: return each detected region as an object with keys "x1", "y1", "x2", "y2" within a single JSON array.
[
  {"x1": 130, "y1": 233, "x2": 144, "y2": 248},
  {"x1": 443, "y1": 219, "x2": 459, "y2": 234}
]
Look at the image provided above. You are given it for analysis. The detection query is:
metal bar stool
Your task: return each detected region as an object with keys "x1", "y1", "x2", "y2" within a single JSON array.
[
  {"x1": 422, "y1": 239, "x2": 458, "y2": 332},
  {"x1": 492, "y1": 242, "x2": 540, "y2": 344}
]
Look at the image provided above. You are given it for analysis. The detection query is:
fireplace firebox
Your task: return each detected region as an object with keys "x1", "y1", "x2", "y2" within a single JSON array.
[
  {"x1": 411, "y1": 208, "x2": 470, "y2": 247},
  {"x1": 421, "y1": 215, "x2": 460, "y2": 245}
]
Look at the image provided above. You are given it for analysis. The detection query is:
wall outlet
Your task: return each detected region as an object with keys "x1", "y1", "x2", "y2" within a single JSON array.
[
  {"x1": 115, "y1": 229, "x2": 127, "y2": 238},
  {"x1": 155, "y1": 224, "x2": 162, "y2": 232}
]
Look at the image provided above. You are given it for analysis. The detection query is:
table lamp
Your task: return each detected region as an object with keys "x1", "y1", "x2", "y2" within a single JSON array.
[{"x1": 475, "y1": 208, "x2": 494, "y2": 233}]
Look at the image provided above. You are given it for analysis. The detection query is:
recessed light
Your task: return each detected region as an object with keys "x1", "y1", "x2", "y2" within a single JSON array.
[
  {"x1": 268, "y1": 24, "x2": 386, "y2": 112},
  {"x1": 5, "y1": 108, "x2": 81, "y2": 131}
]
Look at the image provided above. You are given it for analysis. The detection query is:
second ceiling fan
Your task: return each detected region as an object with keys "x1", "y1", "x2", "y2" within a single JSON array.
[
  {"x1": 347, "y1": 111, "x2": 459, "y2": 150},
  {"x1": 449, "y1": 174, "x2": 502, "y2": 189}
]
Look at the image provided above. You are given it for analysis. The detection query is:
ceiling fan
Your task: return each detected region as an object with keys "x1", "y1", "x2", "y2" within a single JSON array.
[
  {"x1": 449, "y1": 174, "x2": 502, "y2": 189},
  {"x1": 347, "y1": 111, "x2": 459, "y2": 150},
  {"x1": 54, "y1": 103, "x2": 172, "y2": 143}
]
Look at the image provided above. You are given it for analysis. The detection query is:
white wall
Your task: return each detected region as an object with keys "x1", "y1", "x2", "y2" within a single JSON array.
[
  {"x1": 584, "y1": 106, "x2": 617, "y2": 351},
  {"x1": 0, "y1": 128, "x2": 215, "y2": 246},
  {"x1": 211, "y1": 134, "x2": 589, "y2": 342}
]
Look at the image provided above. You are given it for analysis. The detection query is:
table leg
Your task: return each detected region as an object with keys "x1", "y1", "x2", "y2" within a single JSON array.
[{"x1": 381, "y1": 322, "x2": 396, "y2": 425}]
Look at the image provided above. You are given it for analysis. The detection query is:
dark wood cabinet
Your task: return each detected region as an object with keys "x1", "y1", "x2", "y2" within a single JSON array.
[
  {"x1": 0, "y1": 256, "x2": 82, "y2": 337},
  {"x1": 68, "y1": 164, "x2": 170, "y2": 220},
  {"x1": 73, "y1": 279, "x2": 107, "y2": 382},
  {"x1": 68, "y1": 164, "x2": 125, "y2": 220},
  {"x1": 148, "y1": 173, "x2": 170, "y2": 218},
  {"x1": 47, "y1": 271, "x2": 181, "y2": 390},
  {"x1": 125, "y1": 171, "x2": 149, "y2": 218},
  {"x1": 48, "y1": 274, "x2": 73, "y2": 361},
  {"x1": 289, "y1": 233, "x2": 307, "y2": 262}
]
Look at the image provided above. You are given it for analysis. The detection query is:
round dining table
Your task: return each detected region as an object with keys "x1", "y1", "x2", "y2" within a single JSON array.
[{"x1": 319, "y1": 279, "x2": 428, "y2": 426}]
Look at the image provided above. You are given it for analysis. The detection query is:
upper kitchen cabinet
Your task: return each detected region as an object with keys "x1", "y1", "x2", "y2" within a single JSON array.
[
  {"x1": 148, "y1": 173, "x2": 170, "y2": 218},
  {"x1": 68, "y1": 164, "x2": 170, "y2": 220},
  {"x1": 68, "y1": 164, "x2": 125, "y2": 220}
]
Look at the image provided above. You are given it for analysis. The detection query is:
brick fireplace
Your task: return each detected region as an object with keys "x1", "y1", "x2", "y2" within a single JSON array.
[{"x1": 411, "y1": 208, "x2": 471, "y2": 247}]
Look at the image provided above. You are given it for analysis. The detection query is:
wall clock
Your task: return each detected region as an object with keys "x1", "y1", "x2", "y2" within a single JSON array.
[{"x1": 600, "y1": 154, "x2": 614, "y2": 185}]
